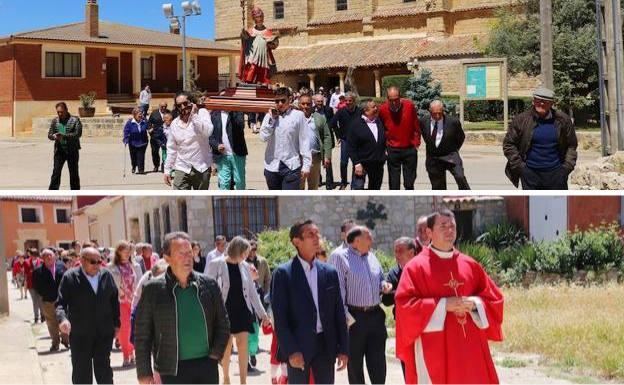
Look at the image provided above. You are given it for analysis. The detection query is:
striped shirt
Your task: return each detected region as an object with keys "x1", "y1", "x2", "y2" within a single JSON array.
[{"x1": 330, "y1": 245, "x2": 384, "y2": 316}]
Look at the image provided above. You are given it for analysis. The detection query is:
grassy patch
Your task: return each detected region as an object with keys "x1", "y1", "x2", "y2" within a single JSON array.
[
  {"x1": 498, "y1": 357, "x2": 529, "y2": 368},
  {"x1": 498, "y1": 284, "x2": 624, "y2": 381}
]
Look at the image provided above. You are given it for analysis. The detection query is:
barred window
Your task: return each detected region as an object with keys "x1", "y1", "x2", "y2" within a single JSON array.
[
  {"x1": 153, "y1": 208, "x2": 162, "y2": 253},
  {"x1": 213, "y1": 197, "x2": 278, "y2": 240},
  {"x1": 336, "y1": 0, "x2": 348, "y2": 11},
  {"x1": 144, "y1": 213, "x2": 152, "y2": 244},
  {"x1": 45, "y1": 52, "x2": 81, "y2": 78}
]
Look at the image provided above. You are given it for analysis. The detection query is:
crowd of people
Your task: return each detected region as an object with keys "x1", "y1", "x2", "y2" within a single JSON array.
[
  {"x1": 8, "y1": 209, "x2": 504, "y2": 384},
  {"x1": 47, "y1": 83, "x2": 577, "y2": 191}
]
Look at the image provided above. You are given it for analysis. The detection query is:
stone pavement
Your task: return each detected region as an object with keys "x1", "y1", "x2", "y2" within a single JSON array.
[
  {"x1": 0, "y1": 272, "x2": 577, "y2": 384},
  {"x1": 0, "y1": 133, "x2": 601, "y2": 190}
]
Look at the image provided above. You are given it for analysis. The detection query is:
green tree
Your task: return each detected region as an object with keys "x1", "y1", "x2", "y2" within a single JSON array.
[
  {"x1": 405, "y1": 68, "x2": 456, "y2": 117},
  {"x1": 485, "y1": 0, "x2": 599, "y2": 120}
]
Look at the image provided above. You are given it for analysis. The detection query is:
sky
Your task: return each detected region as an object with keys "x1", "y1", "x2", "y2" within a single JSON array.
[{"x1": 0, "y1": 0, "x2": 217, "y2": 39}]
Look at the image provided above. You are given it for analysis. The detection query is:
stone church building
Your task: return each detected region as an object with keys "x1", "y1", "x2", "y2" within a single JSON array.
[{"x1": 215, "y1": 0, "x2": 539, "y2": 97}]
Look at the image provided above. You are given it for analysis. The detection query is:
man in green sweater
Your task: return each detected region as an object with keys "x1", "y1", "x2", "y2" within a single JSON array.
[{"x1": 135, "y1": 232, "x2": 230, "y2": 384}]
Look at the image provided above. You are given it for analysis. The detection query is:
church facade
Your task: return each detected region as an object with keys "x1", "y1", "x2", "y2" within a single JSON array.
[{"x1": 215, "y1": 0, "x2": 539, "y2": 97}]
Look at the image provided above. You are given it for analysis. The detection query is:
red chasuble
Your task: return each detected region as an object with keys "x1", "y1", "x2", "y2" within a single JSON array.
[{"x1": 395, "y1": 247, "x2": 504, "y2": 384}]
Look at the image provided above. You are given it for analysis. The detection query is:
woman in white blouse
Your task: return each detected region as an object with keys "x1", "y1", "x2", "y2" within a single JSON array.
[{"x1": 205, "y1": 236, "x2": 270, "y2": 384}]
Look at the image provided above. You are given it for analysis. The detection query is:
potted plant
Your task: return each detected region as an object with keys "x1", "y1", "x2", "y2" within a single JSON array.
[{"x1": 78, "y1": 91, "x2": 97, "y2": 117}]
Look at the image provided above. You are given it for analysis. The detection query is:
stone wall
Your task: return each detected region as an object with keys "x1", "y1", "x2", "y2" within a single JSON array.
[{"x1": 277, "y1": 196, "x2": 435, "y2": 253}]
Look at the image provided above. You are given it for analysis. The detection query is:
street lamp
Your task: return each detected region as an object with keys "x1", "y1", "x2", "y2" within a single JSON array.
[{"x1": 163, "y1": 1, "x2": 202, "y2": 91}]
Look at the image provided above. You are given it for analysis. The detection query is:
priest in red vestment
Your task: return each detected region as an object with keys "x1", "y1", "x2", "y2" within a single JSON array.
[{"x1": 395, "y1": 208, "x2": 504, "y2": 384}]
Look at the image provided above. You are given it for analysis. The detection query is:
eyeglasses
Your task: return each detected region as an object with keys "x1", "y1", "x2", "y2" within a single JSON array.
[
  {"x1": 176, "y1": 101, "x2": 191, "y2": 109},
  {"x1": 274, "y1": 98, "x2": 288, "y2": 105},
  {"x1": 83, "y1": 258, "x2": 100, "y2": 266}
]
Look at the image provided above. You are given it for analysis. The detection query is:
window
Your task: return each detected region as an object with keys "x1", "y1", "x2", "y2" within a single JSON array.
[
  {"x1": 58, "y1": 242, "x2": 72, "y2": 250},
  {"x1": 24, "y1": 240, "x2": 40, "y2": 252},
  {"x1": 144, "y1": 213, "x2": 152, "y2": 244},
  {"x1": 153, "y1": 209, "x2": 162, "y2": 253},
  {"x1": 178, "y1": 200, "x2": 188, "y2": 233},
  {"x1": 141, "y1": 58, "x2": 153, "y2": 80},
  {"x1": 336, "y1": 0, "x2": 348, "y2": 11},
  {"x1": 453, "y1": 210, "x2": 474, "y2": 241},
  {"x1": 213, "y1": 198, "x2": 278, "y2": 240},
  {"x1": 20, "y1": 207, "x2": 42, "y2": 223},
  {"x1": 45, "y1": 52, "x2": 81, "y2": 78},
  {"x1": 274, "y1": 1, "x2": 284, "y2": 19},
  {"x1": 55, "y1": 208, "x2": 71, "y2": 224},
  {"x1": 403, "y1": 0, "x2": 416, "y2": 2},
  {"x1": 163, "y1": 204, "x2": 171, "y2": 234}
]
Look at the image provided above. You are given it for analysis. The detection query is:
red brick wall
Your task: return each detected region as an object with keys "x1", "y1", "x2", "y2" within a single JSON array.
[
  {"x1": 196, "y1": 56, "x2": 219, "y2": 92},
  {"x1": 567, "y1": 196, "x2": 621, "y2": 231},
  {"x1": 0, "y1": 45, "x2": 15, "y2": 116},
  {"x1": 152, "y1": 54, "x2": 182, "y2": 93},
  {"x1": 120, "y1": 52, "x2": 133, "y2": 94},
  {"x1": 505, "y1": 196, "x2": 529, "y2": 233},
  {"x1": 13, "y1": 44, "x2": 106, "y2": 101}
]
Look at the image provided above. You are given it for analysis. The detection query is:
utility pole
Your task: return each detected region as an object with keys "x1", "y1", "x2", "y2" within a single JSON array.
[
  {"x1": 540, "y1": 0, "x2": 554, "y2": 90},
  {"x1": 596, "y1": 0, "x2": 624, "y2": 154}
]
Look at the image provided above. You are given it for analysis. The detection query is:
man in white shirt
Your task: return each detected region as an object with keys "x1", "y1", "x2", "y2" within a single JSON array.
[
  {"x1": 203, "y1": 235, "x2": 227, "y2": 275},
  {"x1": 139, "y1": 85, "x2": 152, "y2": 118},
  {"x1": 164, "y1": 92, "x2": 214, "y2": 190},
  {"x1": 329, "y1": 86, "x2": 343, "y2": 112},
  {"x1": 260, "y1": 87, "x2": 311, "y2": 190}
]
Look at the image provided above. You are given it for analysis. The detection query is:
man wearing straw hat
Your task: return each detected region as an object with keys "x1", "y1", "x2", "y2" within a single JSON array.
[{"x1": 503, "y1": 86, "x2": 578, "y2": 190}]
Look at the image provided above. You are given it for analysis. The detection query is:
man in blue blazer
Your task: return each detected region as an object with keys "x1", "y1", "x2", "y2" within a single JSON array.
[{"x1": 271, "y1": 220, "x2": 349, "y2": 384}]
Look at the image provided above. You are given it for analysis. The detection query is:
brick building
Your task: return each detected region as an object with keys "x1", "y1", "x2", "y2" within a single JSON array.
[
  {"x1": 214, "y1": 0, "x2": 540, "y2": 97},
  {"x1": 505, "y1": 196, "x2": 624, "y2": 241},
  {"x1": 0, "y1": 0, "x2": 238, "y2": 137},
  {"x1": 0, "y1": 196, "x2": 74, "y2": 264}
]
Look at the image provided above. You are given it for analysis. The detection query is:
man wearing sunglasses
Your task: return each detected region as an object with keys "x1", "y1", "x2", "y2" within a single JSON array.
[
  {"x1": 164, "y1": 91, "x2": 215, "y2": 190},
  {"x1": 56, "y1": 247, "x2": 120, "y2": 384},
  {"x1": 259, "y1": 87, "x2": 311, "y2": 190}
]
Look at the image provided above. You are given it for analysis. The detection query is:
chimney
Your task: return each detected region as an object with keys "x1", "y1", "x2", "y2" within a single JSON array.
[{"x1": 85, "y1": 0, "x2": 99, "y2": 38}]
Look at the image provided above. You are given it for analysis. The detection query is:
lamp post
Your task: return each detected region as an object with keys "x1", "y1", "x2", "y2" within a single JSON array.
[{"x1": 163, "y1": 1, "x2": 202, "y2": 91}]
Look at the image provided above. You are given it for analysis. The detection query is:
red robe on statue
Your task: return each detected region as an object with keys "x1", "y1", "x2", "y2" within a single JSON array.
[{"x1": 395, "y1": 247, "x2": 504, "y2": 384}]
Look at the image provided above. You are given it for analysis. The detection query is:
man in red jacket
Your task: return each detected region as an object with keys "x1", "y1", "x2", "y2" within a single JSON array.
[{"x1": 378, "y1": 86, "x2": 421, "y2": 190}]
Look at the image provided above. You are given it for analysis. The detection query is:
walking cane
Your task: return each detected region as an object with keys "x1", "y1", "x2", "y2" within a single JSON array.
[{"x1": 123, "y1": 143, "x2": 127, "y2": 178}]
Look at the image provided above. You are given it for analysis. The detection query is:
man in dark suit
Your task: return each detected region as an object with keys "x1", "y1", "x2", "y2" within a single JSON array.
[
  {"x1": 48, "y1": 102, "x2": 82, "y2": 190},
  {"x1": 32, "y1": 248, "x2": 68, "y2": 351},
  {"x1": 57, "y1": 247, "x2": 120, "y2": 384},
  {"x1": 208, "y1": 110, "x2": 248, "y2": 190},
  {"x1": 419, "y1": 100, "x2": 470, "y2": 190},
  {"x1": 346, "y1": 99, "x2": 386, "y2": 190},
  {"x1": 147, "y1": 102, "x2": 170, "y2": 172},
  {"x1": 271, "y1": 220, "x2": 349, "y2": 384}
]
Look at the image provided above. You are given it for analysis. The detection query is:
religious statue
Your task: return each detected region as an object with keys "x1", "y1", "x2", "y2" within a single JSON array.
[{"x1": 238, "y1": 5, "x2": 279, "y2": 86}]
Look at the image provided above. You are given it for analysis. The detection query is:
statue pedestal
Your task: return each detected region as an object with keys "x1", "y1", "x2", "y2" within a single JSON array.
[{"x1": 204, "y1": 84, "x2": 275, "y2": 113}]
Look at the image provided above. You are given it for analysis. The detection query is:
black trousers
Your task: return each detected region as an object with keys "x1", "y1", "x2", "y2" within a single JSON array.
[
  {"x1": 149, "y1": 138, "x2": 161, "y2": 170},
  {"x1": 387, "y1": 147, "x2": 418, "y2": 190},
  {"x1": 264, "y1": 162, "x2": 302, "y2": 190},
  {"x1": 347, "y1": 306, "x2": 387, "y2": 384},
  {"x1": 129, "y1": 145, "x2": 147, "y2": 173},
  {"x1": 351, "y1": 161, "x2": 384, "y2": 190},
  {"x1": 69, "y1": 332, "x2": 114, "y2": 384},
  {"x1": 320, "y1": 163, "x2": 335, "y2": 189},
  {"x1": 287, "y1": 333, "x2": 336, "y2": 384},
  {"x1": 161, "y1": 356, "x2": 219, "y2": 384},
  {"x1": 521, "y1": 165, "x2": 569, "y2": 190},
  {"x1": 49, "y1": 148, "x2": 80, "y2": 190},
  {"x1": 426, "y1": 155, "x2": 470, "y2": 190}
]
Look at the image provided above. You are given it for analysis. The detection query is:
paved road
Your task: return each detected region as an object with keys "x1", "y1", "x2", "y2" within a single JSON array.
[
  {"x1": 0, "y1": 272, "x2": 576, "y2": 384},
  {"x1": 0, "y1": 135, "x2": 601, "y2": 190}
]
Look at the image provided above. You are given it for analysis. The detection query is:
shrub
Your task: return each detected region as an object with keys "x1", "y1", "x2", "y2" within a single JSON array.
[
  {"x1": 531, "y1": 239, "x2": 574, "y2": 276},
  {"x1": 458, "y1": 243, "x2": 500, "y2": 276},
  {"x1": 257, "y1": 229, "x2": 296, "y2": 270},
  {"x1": 476, "y1": 222, "x2": 528, "y2": 251},
  {"x1": 79, "y1": 91, "x2": 97, "y2": 108},
  {"x1": 568, "y1": 223, "x2": 624, "y2": 271},
  {"x1": 375, "y1": 249, "x2": 394, "y2": 273}
]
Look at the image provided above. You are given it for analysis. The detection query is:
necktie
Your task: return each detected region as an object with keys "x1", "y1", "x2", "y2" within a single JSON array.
[{"x1": 432, "y1": 120, "x2": 439, "y2": 147}]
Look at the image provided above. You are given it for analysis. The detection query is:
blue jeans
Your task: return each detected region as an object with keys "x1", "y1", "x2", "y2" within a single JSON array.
[{"x1": 264, "y1": 162, "x2": 301, "y2": 190}]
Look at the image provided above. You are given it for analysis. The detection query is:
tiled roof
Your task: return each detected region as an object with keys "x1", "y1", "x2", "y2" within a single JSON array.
[
  {"x1": 274, "y1": 34, "x2": 485, "y2": 72},
  {"x1": 0, "y1": 196, "x2": 73, "y2": 203},
  {"x1": 4, "y1": 21, "x2": 238, "y2": 52},
  {"x1": 308, "y1": 12, "x2": 365, "y2": 26}
]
